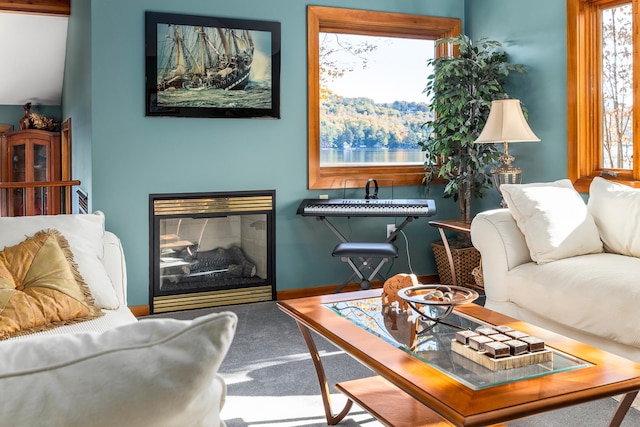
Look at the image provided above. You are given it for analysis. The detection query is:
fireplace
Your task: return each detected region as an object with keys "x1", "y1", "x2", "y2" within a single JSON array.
[{"x1": 149, "y1": 190, "x2": 275, "y2": 313}]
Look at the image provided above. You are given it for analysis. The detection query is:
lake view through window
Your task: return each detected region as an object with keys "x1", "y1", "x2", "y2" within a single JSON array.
[{"x1": 319, "y1": 33, "x2": 434, "y2": 167}]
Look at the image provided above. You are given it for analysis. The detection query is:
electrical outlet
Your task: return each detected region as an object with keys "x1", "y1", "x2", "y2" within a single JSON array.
[{"x1": 386, "y1": 224, "x2": 396, "y2": 238}]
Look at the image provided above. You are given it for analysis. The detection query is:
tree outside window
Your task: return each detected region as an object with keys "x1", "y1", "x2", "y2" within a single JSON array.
[{"x1": 602, "y1": 4, "x2": 633, "y2": 170}]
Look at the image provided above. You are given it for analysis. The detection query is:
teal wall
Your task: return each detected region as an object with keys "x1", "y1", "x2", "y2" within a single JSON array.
[
  {"x1": 0, "y1": 105, "x2": 62, "y2": 131},
  {"x1": 62, "y1": 0, "x2": 567, "y2": 307},
  {"x1": 465, "y1": 0, "x2": 567, "y2": 216},
  {"x1": 63, "y1": 0, "x2": 92, "y2": 209}
]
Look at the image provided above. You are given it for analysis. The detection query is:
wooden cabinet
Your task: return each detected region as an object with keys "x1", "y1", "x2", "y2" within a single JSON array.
[{"x1": 0, "y1": 129, "x2": 70, "y2": 216}]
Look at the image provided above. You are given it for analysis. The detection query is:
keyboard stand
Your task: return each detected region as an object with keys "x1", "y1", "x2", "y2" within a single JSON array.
[{"x1": 316, "y1": 215, "x2": 415, "y2": 244}]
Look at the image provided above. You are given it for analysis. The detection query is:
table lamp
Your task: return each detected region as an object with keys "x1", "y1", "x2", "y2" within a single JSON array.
[{"x1": 475, "y1": 97, "x2": 540, "y2": 206}]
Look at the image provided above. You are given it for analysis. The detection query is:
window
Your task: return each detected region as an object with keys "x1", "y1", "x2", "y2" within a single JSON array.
[
  {"x1": 567, "y1": 0, "x2": 640, "y2": 192},
  {"x1": 307, "y1": 6, "x2": 461, "y2": 189}
]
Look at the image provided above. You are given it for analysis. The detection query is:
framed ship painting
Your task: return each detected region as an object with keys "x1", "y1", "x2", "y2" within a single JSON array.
[{"x1": 145, "y1": 12, "x2": 281, "y2": 119}]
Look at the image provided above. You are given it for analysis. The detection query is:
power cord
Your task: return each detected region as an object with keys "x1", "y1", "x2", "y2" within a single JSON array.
[
  {"x1": 383, "y1": 229, "x2": 414, "y2": 279},
  {"x1": 400, "y1": 229, "x2": 414, "y2": 274}
]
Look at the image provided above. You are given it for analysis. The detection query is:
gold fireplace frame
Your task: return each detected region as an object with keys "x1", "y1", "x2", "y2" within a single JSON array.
[{"x1": 150, "y1": 190, "x2": 275, "y2": 314}]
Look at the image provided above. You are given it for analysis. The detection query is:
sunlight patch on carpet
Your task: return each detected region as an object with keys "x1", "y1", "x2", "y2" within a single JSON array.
[
  {"x1": 223, "y1": 350, "x2": 346, "y2": 385},
  {"x1": 221, "y1": 395, "x2": 383, "y2": 427}
]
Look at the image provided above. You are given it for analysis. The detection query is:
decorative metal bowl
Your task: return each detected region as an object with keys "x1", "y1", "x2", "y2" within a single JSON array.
[{"x1": 397, "y1": 285, "x2": 479, "y2": 332}]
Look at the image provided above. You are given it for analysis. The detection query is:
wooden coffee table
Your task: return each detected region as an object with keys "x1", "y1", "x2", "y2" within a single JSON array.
[{"x1": 277, "y1": 289, "x2": 640, "y2": 427}]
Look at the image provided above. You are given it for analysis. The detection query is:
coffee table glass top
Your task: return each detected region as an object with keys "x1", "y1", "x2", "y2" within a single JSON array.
[{"x1": 324, "y1": 296, "x2": 592, "y2": 390}]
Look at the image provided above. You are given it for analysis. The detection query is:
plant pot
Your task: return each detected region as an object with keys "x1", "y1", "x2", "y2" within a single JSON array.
[{"x1": 431, "y1": 242, "x2": 483, "y2": 291}]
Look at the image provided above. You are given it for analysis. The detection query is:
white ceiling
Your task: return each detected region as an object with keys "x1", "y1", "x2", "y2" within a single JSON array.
[{"x1": 0, "y1": 12, "x2": 68, "y2": 106}]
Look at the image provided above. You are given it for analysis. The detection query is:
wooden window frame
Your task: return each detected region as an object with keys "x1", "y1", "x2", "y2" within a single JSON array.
[
  {"x1": 0, "y1": 0, "x2": 69, "y2": 15},
  {"x1": 307, "y1": 6, "x2": 461, "y2": 189},
  {"x1": 567, "y1": 0, "x2": 640, "y2": 192}
]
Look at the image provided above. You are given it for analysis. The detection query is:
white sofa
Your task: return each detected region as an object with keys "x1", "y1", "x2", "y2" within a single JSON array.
[
  {"x1": 470, "y1": 178, "x2": 640, "y2": 363},
  {"x1": 0, "y1": 212, "x2": 237, "y2": 427}
]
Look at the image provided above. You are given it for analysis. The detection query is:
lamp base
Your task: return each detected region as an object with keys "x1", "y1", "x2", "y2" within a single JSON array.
[
  {"x1": 491, "y1": 141, "x2": 522, "y2": 208},
  {"x1": 491, "y1": 165, "x2": 522, "y2": 208}
]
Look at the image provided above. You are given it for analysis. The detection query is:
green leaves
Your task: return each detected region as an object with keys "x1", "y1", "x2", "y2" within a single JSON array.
[{"x1": 421, "y1": 34, "x2": 526, "y2": 220}]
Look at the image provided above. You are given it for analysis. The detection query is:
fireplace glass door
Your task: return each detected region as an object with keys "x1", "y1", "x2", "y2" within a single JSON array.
[{"x1": 159, "y1": 215, "x2": 267, "y2": 292}]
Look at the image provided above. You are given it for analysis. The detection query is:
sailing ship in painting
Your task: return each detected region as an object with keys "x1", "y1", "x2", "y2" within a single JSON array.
[{"x1": 157, "y1": 24, "x2": 254, "y2": 92}]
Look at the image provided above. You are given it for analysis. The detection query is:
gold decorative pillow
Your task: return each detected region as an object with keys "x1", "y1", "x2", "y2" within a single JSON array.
[{"x1": 0, "y1": 229, "x2": 103, "y2": 340}]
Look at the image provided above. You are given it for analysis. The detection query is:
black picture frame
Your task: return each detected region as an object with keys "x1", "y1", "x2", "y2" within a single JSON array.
[{"x1": 145, "y1": 11, "x2": 281, "y2": 119}]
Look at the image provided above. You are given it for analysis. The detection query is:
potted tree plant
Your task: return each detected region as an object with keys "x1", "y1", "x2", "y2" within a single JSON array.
[{"x1": 420, "y1": 35, "x2": 526, "y2": 288}]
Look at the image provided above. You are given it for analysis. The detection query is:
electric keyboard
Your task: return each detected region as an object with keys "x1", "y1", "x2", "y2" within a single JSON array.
[{"x1": 297, "y1": 198, "x2": 437, "y2": 217}]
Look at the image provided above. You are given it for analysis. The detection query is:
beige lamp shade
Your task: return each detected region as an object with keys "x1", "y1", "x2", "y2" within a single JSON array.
[
  {"x1": 475, "y1": 98, "x2": 540, "y2": 208},
  {"x1": 475, "y1": 99, "x2": 540, "y2": 143}
]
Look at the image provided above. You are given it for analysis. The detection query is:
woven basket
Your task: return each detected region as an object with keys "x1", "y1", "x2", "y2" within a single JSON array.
[
  {"x1": 471, "y1": 262, "x2": 484, "y2": 289},
  {"x1": 432, "y1": 242, "x2": 483, "y2": 290}
]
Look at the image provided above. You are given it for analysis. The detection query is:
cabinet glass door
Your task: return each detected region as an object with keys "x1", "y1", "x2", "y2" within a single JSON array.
[
  {"x1": 9, "y1": 141, "x2": 49, "y2": 216},
  {"x1": 11, "y1": 144, "x2": 26, "y2": 182},
  {"x1": 32, "y1": 143, "x2": 48, "y2": 215},
  {"x1": 10, "y1": 144, "x2": 26, "y2": 216},
  {"x1": 32, "y1": 143, "x2": 48, "y2": 182}
]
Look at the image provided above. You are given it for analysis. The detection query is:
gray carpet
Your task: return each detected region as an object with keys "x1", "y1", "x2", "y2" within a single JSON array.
[{"x1": 146, "y1": 301, "x2": 640, "y2": 426}]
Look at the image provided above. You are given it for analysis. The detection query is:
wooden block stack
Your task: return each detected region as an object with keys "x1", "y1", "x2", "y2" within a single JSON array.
[{"x1": 451, "y1": 325, "x2": 552, "y2": 371}]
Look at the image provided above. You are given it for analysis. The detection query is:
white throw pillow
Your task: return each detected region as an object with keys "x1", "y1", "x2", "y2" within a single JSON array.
[
  {"x1": 501, "y1": 179, "x2": 603, "y2": 264},
  {"x1": 0, "y1": 212, "x2": 120, "y2": 309},
  {"x1": 588, "y1": 177, "x2": 640, "y2": 256},
  {"x1": 0, "y1": 312, "x2": 237, "y2": 427}
]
